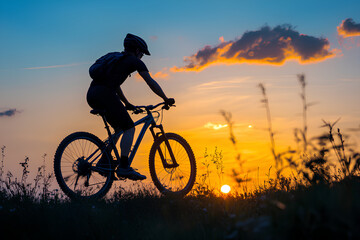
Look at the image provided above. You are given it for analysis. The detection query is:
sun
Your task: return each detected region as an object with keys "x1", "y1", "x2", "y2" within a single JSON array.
[{"x1": 221, "y1": 185, "x2": 231, "y2": 194}]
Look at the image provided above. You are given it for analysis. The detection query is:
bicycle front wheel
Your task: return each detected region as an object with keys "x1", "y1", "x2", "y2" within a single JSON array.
[
  {"x1": 149, "y1": 133, "x2": 196, "y2": 197},
  {"x1": 54, "y1": 132, "x2": 113, "y2": 200}
]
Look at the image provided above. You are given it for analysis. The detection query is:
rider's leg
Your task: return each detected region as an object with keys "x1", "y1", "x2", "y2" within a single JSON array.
[
  {"x1": 119, "y1": 127, "x2": 135, "y2": 168},
  {"x1": 96, "y1": 127, "x2": 132, "y2": 169},
  {"x1": 116, "y1": 126, "x2": 146, "y2": 180}
]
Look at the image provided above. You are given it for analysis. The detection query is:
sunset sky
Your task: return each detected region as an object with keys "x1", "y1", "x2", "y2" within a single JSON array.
[{"x1": 1, "y1": 0, "x2": 359, "y2": 190}]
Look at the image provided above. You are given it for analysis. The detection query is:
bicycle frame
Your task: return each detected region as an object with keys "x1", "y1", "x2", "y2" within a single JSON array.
[{"x1": 100, "y1": 107, "x2": 179, "y2": 169}]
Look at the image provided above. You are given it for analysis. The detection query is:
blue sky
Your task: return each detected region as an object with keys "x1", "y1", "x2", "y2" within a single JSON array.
[
  {"x1": 1, "y1": 0, "x2": 359, "y2": 187},
  {"x1": 1, "y1": 0, "x2": 358, "y2": 71}
]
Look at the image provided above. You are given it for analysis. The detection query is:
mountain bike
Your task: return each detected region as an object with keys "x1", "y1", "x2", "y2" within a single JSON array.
[{"x1": 54, "y1": 102, "x2": 196, "y2": 200}]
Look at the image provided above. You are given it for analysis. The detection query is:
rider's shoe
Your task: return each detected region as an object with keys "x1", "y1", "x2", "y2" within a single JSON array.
[{"x1": 116, "y1": 167, "x2": 147, "y2": 181}]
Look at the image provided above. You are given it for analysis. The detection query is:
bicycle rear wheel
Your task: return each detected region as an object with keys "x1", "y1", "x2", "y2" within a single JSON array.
[
  {"x1": 54, "y1": 132, "x2": 113, "y2": 200},
  {"x1": 149, "y1": 133, "x2": 196, "y2": 197}
]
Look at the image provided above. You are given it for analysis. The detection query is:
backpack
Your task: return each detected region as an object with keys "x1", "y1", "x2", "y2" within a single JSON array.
[{"x1": 89, "y1": 52, "x2": 125, "y2": 81}]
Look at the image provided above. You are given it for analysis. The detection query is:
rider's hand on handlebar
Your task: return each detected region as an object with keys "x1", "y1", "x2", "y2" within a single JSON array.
[
  {"x1": 125, "y1": 103, "x2": 136, "y2": 111},
  {"x1": 165, "y1": 98, "x2": 175, "y2": 106},
  {"x1": 132, "y1": 108, "x2": 144, "y2": 114},
  {"x1": 163, "y1": 98, "x2": 175, "y2": 110}
]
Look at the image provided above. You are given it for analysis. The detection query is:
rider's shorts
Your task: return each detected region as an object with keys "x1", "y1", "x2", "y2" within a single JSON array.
[{"x1": 87, "y1": 85, "x2": 134, "y2": 130}]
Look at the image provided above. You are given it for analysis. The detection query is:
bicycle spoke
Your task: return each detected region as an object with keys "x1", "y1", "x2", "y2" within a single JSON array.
[
  {"x1": 177, "y1": 168, "x2": 190, "y2": 178},
  {"x1": 63, "y1": 149, "x2": 74, "y2": 160},
  {"x1": 71, "y1": 141, "x2": 80, "y2": 159},
  {"x1": 74, "y1": 174, "x2": 80, "y2": 189},
  {"x1": 54, "y1": 133, "x2": 113, "y2": 199},
  {"x1": 150, "y1": 133, "x2": 196, "y2": 196},
  {"x1": 87, "y1": 181, "x2": 107, "y2": 187},
  {"x1": 63, "y1": 173, "x2": 74, "y2": 182}
]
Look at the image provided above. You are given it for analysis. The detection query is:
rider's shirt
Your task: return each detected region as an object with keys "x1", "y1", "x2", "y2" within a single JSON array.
[{"x1": 91, "y1": 53, "x2": 149, "y2": 90}]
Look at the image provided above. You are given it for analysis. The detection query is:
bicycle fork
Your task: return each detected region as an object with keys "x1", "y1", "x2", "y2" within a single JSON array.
[{"x1": 150, "y1": 125, "x2": 179, "y2": 168}]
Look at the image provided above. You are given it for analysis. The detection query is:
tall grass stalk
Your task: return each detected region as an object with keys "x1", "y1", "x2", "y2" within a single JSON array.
[
  {"x1": 220, "y1": 110, "x2": 242, "y2": 165},
  {"x1": 0, "y1": 152, "x2": 59, "y2": 202},
  {"x1": 194, "y1": 147, "x2": 225, "y2": 196},
  {"x1": 0, "y1": 145, "x2": 5, "y2": 178},
  {"x1": 258, "y1": 83, "x2": 281, "y2": 169},
  {"x1": 297, "y1": 74, "x2": 308, "y2": 152},
  {"x1": 220, "y1": 110, "x2": 250, "y2": 187},
  {"x1": 321, "y1": 119, "x2": 360, "y2": 178}
]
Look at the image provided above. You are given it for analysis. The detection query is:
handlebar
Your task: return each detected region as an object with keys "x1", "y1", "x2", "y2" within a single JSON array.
[{"x1": 131, "y1": 102, "x2": 175, "y2": 114}]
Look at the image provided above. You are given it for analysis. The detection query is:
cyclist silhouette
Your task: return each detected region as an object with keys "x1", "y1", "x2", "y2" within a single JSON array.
[{"x1": 87, "y1": 33, "x2": 175, "y2": 180}]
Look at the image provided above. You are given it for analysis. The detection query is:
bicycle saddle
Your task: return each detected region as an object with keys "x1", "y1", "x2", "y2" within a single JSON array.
[{"x1": 90, "y1": 109, "x2": 106, "y2": 116}]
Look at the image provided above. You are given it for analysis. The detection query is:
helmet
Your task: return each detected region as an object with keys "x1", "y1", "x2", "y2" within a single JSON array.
[{"x1": 123, "y1": 33, "x2": 150, "y2": 55}]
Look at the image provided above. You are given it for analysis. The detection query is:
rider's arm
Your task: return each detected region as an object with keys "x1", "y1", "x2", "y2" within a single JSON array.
[
  {"x1": 116, "y1": 87, "x2": 131, "y2": 106},
  {"x1": 139, "y1": 71, "x2": 169, "y2": 101}
]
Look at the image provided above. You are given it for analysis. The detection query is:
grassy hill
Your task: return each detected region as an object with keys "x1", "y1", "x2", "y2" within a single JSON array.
[{"x1": 1, "y1": 172, "x2": 360, "y2": 240}]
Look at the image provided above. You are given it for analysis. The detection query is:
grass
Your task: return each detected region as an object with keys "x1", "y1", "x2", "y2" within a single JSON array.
[
  {"x1": 1, "y1": 166, "x2": 360, "y2": 239},
  {"x1": 1, "y1": 148, "x2": 360, "y2": 240},
  {"x1": 1, "y1": 74, "x2": 360, "y2": 239},
  {"x1": 1, "y1": 131, "x2": 360, "y2": 239}
]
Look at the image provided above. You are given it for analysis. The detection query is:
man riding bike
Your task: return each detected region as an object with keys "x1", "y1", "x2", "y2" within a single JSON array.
[{"x1": 87, "y1": 33, "x2": 175, "y2": 180}]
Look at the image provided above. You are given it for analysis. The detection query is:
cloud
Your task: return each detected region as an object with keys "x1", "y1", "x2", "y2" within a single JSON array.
[
  {"x1": 204, "y1": 122, "x2": 228, "y2": 130},
  {"x1": 24, "y1": 62, "x2": 89, "y2": 70},
  {"x1": 172, "y1": 25, "x2": 336, "y2": 72},
  {"x1": 194, "y1": 78, "x2": 250, "y2": 90},
  {"x1": 0, "y1": 109, "x2": 20, "y2": 117},
  {"x1": 149, "y1": 36, "x2": 158, "y2": 41},
  {"x1": 219, "y1": 36, "x2": 225, "y2": 43},
  {"x1": 152, "y1": 69, "x2": 170, "y2": 80},
  {"x1": 337, "y1": 18, "x2": 360, "y2": 38},
  {"x1": 135, "y1": 68, "x2": 170, "y2": 81}
]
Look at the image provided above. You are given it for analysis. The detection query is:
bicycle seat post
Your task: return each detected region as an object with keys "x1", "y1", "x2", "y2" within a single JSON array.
[
  {"x1": 101, "y1": 115, "x2": 111, "y2": 137},
  {"x1": 90, "y1": 108, "x2": 121, "y2": 162},
  {"x1": 103, "y1": 115, "x2": 122, "y2": 162}
]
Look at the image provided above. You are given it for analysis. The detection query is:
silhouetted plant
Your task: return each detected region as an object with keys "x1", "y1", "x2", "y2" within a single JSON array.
[
  {"x1": 253, "y1": 166, "x2": 293, "y2": 193},
  {"x1": 36, "y1": 154, "x2": 54, "y2": 201},
  {"x1": 220, "y1": 110, "x2": 250, "y2": 188},
  {"x1": 193, "y1": 149, "x2": 214, "y2": 196},
  {"x1": 210, "y1": 147, "x2": 225, "y2": 186},
  {"x1": 220, "y1": 110, "x2": 237, "y2": 146},
  {"x1": 297, "y1": 74, "x2": 308, "y2": 152},
  {"x1": 193, "y1": 147, "x2": 225, "y2": 196},
  {"x1": 110, "y1": 182, "x2": 159, "y2": 201},
  {"x1": 0, "y1": 153, "x2": 58, "y2": 202},
  {"x1": 302, "y1": 151, "x2": 332, "y2": 184},
  {"x1": 322, "y1": 119, "x2": 360, "y2": 178},
  {"x1": 293, "y1": 74, "x2": 319, "y2": 154},
  {"x1": 257, "y1": 83, "x2": 300, "y2": 187},
  {"x1": 231, "y1": 169, "x2": 252, "y2": 189},
  {"x1": 19, "y1": 156, "x2": 30, "y2": 183},
  {"x1": 284, "y1": 119, "x2": 360, "y2": 185},
  {"x1": 256, "y1": 77, "x2": 357, "y2": 186},
  {"x1": 0, "y1": 145, "x2": 5, "y2": 178},
  {"x1": 258, "y1": 83, "x2": 281, "y2": 169}
]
